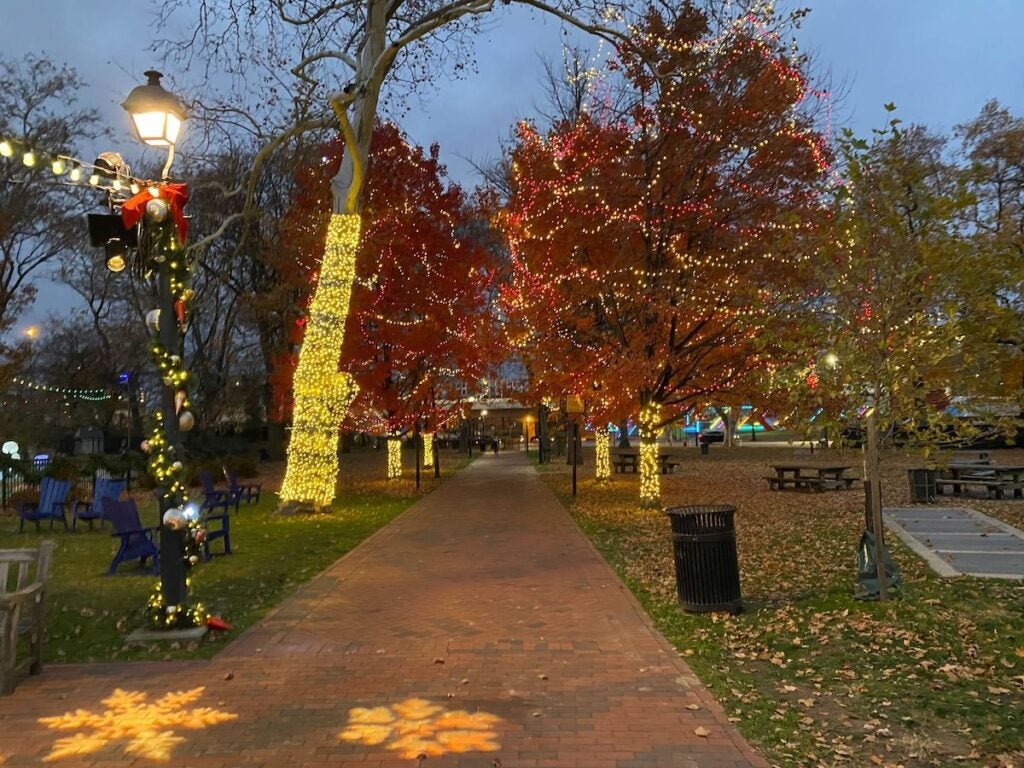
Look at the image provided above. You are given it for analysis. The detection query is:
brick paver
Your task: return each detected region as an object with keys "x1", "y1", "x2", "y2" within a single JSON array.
[{"x1": 0, "y1": 452, "x2": 766, "y2": 767}]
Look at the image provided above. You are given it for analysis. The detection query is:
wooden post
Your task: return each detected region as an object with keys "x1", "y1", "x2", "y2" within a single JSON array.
[
  {"x1": 414, "y1": 421, "x2": 421, "y2": 491},
  {"x1": 865, "y1": 407, "x2": 888, "y2": 601}
]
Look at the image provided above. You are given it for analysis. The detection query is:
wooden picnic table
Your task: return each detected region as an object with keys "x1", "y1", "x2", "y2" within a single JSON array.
[
  {"x1": 766, "y1": 464, "x2": 857, "y2": 492},
  {"x1": 937, "y1": 464, "x2": 1024, "y2": 499},
  {"x1": 612, "y1": 452, "x2": 681, "y2": 474}
]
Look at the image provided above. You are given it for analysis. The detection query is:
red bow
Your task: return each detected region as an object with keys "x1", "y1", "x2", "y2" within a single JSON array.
[{"x1": 121, "y1": 183, "x2": 190, "y2": 244}]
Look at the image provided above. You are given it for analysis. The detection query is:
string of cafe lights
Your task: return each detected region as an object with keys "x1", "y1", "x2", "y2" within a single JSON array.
[
  {"x1": 0, "y1": 135, "x2": 158, "y2": 199},
  {"x1": 11, "y1": 377, "x2": 112, "y2": 401}
]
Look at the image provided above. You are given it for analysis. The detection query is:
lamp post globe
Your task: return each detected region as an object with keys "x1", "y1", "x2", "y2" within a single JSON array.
[
  {"x1": 122, "y1": 71, "x2": 186, "y2": 179},
  {"x1": 122, "y1": 71, "x2": 185, "y2": 147}
]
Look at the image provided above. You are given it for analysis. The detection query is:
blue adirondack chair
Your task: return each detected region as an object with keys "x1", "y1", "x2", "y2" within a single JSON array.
[
  {"x1": 72, "y1": 477, "x2": 126, "y2": 531},
  {"x1": 223, "y1": 468, "x2": 261, "y2": 505},
  {"x1": 202, "y1": 507, "x2": 232, "y2": 560},
  {"x1": 198, "y1": 471, "x2": 235, "y2": 513},
  {"x1": 102, "y1": 497, "x2": 159, "y2": 575},
  {"x1": 18, "y1": 477, "x2": 72, "y2": 532}
]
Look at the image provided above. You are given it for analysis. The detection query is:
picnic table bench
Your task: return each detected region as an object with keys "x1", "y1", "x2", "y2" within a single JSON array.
[
  {"x1": 612, "y1": 453, "x2": 638, "y2": 473},
  {"x1": 765, "y1": 464, "x2": 858, "y2": 492},
  {"x1": 936, "y1": 464, "x2": 1024, "y2": 499},
  {"x1": 1, "y1": 541, "x2": 53, "y2": 694},
  {"x1": 612, "y1": 452, "x2": 681, "y2": 474}
]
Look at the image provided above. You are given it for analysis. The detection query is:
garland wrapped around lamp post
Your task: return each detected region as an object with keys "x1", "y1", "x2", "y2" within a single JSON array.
[{"x1": 124, "y1": 184, "x2": 207, "y2": 628}]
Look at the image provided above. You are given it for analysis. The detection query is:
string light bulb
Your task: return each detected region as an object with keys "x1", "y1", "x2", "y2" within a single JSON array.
[
  {"x1": 51, "y1": 158, "x2": 65, "y2": 175},
  {"x1": 0, "y1": 140, "x2": 12, "y2": 157},
  {"x1": 22, "y1": 150, "x2": 36, "y2": 167},
  {"x1": 88, "y1": 173, "x2": 100, "y2": 186},
  {"x1": 69, "y1": 163, "x2": 81, "y2": 182}
]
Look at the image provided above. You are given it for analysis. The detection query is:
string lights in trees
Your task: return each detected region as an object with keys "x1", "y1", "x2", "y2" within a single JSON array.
[
  {"x1": 279, "y1": 214, "x2": 361, "y2": 509},
  {"x1": 498, "y1": 3, "x2": 832, "y2": 503},
  {"x1": 387, "y1": 436, "x2": 402, "y2": 480},
  {"x1": 422, "y1": 432, "x2": 434, "y2": 468},
  {"x1": 595, "y1": 427, "x2": 611, "y2": 481},
  {"x1": 639, "y1": 403, "x2": 661, "y2": 508}
]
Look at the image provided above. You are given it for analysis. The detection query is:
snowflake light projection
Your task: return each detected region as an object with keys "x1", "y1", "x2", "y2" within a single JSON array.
[
  {"x1": 38, "y1": 687, "x2": 236, "y2": 762},
  {"x1": 338, "y1": 697, "x2": 501, "y2": 759}
]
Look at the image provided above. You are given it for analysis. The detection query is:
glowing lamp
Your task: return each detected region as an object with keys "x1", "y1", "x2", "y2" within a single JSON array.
[
  {"x1": 122, "y1": 71, "x2": 186, "y2": 147},
  {"x1": 105, "y1": 238, "x2": 128, "y2": 273}
]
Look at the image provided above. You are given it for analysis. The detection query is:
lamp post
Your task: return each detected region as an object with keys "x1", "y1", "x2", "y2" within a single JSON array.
[
  {"x1": 524, "y1": 414, "x2": 532, "y2": 454},
  {"x1": 120, "y1": 71, "x2": 200, "y2": 626}
]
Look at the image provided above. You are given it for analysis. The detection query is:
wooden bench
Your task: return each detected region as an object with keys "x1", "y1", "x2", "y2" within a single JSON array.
[
  {"x1": 1, "y1": 541, "x2": 54, "y2": 694},
  {"x1": 661, "y1": 460, "x2": 681, "y2": 474},
  {"x1": 936, "y1": 476, "x2": 1020, "y2": 499},
  {"x1": 612, "y1": 459, "x2": 638, "y2": 474}
]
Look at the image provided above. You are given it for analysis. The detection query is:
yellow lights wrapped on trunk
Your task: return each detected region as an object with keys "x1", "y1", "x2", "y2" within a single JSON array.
[
  {"x1": 279, "y1": 214, "x2": 361, "y2": 509},
  {"x1": 387, "y1": 436, "x2": 402, "y2": 479},
  {"x1": 422, "y1": 432, "x2": 434, "y2": 468},
  {"x1": 595, "y1": 427, "x2": 611, "y2": 481},
  {"x1": 639, "y1": 403, "x2": 661, "y2": 508}
]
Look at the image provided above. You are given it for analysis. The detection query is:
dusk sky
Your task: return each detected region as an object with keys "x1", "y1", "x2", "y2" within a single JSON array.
[{"x1": 2, "y1": 0, "x2": 1023, "y2": 329}]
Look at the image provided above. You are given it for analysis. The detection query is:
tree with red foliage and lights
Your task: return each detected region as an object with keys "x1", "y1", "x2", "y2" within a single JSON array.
[
  {"x1": 273, "y1": 124, "x2": 495, "y2": 479},
  {"x1": 499, "y1": 4, "x2": 831, "y2": 506}
]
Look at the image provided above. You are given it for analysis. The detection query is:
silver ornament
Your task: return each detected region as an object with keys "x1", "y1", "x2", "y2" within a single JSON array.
[
  {"x1": 146, "y1": 197, "x2": 170, "y2": 223},
  {"x1": 145, "y1": 309, "x2": 160, "y2": 332},
  {"x1": 140, "y1": 439, "x2": 151, "y2": 453},
  {"x1": 171, "y1": 460, "x2": 183, "y2": 472},
  {"x1": 162, "y1": 507, "x2": 188, "y2": 530},
  {"x1": 178, "y1": 411, "x2": 195, "y2": 432}
]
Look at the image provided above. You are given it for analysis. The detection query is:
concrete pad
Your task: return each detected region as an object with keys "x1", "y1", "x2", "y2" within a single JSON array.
[
  {"x1": 885, "y1": 506, "x2": 1024, "y2": 580},
  {"x1": 125, "y1": 625, "x2": 209, "y2": 645},
  {"x1": 945, "y1": 552, "x2": 1024, "y2": 577}
]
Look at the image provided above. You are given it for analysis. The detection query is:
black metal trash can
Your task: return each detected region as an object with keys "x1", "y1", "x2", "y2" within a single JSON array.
[
  {"x1": 665, "y1": 505, "x2": 741, "y2": 613},
  {"x1": 907, "y1": 469, "x2": 937, "y2": 503},
  {"x1": 699, "y1": 441, "x2": 709, "y2": 455}
]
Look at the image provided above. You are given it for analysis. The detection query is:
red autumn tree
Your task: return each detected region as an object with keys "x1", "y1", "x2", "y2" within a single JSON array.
[
  {"x1": 269, "y1": 123, "x2": 494, "y2": 437},
  {"x1": 498, "y1": 5, "x2": 830, "y2": 504},
  {"x1": 340, "y1": 123, "x2": 495, "y2": 436}
]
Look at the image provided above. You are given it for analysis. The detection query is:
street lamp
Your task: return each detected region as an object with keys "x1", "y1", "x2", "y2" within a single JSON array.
[
  {"x1": 119, "y1": 70, "x2": 200, "y2": 628},
  {"x1": 122, "y1": 71, "x2": 186, "y2": 179},
  {"x1": 524, "y1": 414, "x2": 532, "y2": 454}
]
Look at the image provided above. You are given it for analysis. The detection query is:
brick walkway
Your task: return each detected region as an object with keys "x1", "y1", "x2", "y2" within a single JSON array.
[{"x1": 0, "y1": 452, "x2": 766, "y2": 767}]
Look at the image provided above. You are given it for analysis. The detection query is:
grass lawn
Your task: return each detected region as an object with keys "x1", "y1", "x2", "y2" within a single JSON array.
[
  {"x1": 1, "y1": 448, "x2": 467, "y2": 663},
  {"x1": 536, "y1": 444, "x2": 1024, "y2": 768}
]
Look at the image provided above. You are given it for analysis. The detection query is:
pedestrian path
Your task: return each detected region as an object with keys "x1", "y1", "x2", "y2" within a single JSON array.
[
  {"x1": 885, "y1": 506, "x2": 1024, "y2": 579},
  {"x1": 0, "y1": 452, "x2": 765, "y2": 767}
]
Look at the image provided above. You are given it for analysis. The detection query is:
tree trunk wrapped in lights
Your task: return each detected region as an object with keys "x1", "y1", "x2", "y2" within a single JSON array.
[
  {"x1": 595, "y1": 427, "x2": 611, "y2": 481},
  {"x1": 422, "y1": 431, "x2": 434, "y2": 468},
  {"x1": 278, "y1": 213, "x2": 361, "y2": 509},
  {"x1": 386, "y1": 435, "x2": 402, "y2": 479},
  {"x1": 639, "y1": 402, "x2": 661, "y2": 508}
]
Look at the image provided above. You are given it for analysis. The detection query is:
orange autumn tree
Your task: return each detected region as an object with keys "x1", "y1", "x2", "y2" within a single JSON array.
[
  {"x1": 499, "y1": 5, "x2": 830, "y2": 506},
  {"x1": 273, "y1": 124, "x2": 495, "y2": 479},
  {"x1": 340, "y1": 124, "x2": 493, "y2": 474}
]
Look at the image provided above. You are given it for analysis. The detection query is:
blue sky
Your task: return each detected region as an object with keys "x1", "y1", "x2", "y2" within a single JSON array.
[{"x1": 2, "y1": 0, "x2": 1022, "y2": 329}]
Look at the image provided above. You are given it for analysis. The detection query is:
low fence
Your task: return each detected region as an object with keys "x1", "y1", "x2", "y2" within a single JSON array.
[{"x1": 0, "y1": 457, "x2": 138, "y2": 511}]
